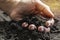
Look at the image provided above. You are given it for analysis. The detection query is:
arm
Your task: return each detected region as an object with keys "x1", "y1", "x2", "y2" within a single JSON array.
[{"x1": 35, "y1": 0, "x2": 54, "y2": 18}]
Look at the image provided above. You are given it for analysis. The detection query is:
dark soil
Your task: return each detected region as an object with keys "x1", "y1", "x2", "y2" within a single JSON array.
[{"x1": 0, "y1": 12, "x2": 60, "y2": 40}]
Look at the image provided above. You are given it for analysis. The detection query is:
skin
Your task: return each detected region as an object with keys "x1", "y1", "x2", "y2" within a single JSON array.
[
  {"x1": 0, "y1": 0, "x2": 54, "y2": 20},
  {"x1": 10, "y1": 0, "x2": 54, "y2": 21},
  {"x1": 28, "y1": 24, "x2": 36, "y2": 30},
  {"x1": 22, "y1": 22, "x2": 28, "y2": 27},
  {"x1": 0, "y1": 0, "x2": 55, "y2": 29}
]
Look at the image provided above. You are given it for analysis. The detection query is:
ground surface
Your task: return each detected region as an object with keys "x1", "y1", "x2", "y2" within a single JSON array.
[{"x1": 0, "y1": 10, "x2": 60, "y2": 40}]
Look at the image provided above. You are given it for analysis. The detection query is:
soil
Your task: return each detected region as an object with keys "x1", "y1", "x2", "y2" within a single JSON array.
[{"x1": 0, "y1": 11, "x2": 60, "y2": 40}]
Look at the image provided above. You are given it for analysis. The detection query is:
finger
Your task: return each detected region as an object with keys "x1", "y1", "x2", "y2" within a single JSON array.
[
  {"x1": 50, "y1": 18, "x2": 55, "y2": 25},
  {"x1": 38, "y1": 26, "x2": 44, "y2": 32},
  {"x1": 28, "y1": 24, "x2": 37, "y2": 30},
  {"x1": 44, "y1": 27, "x2": 50, "y2": 32},
  {"x1": 45, "y1": 18, "x2": 55, "y2": 27},
  {"x1": 45, "y1": 21, "x2": 51, "y2": 27},
  {"x1": 22, "y1": 22, "x2": 28, "y2": 28}
]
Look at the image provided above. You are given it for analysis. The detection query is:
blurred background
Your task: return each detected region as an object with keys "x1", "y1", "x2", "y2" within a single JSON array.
[{"x1": 42, "y1": 0, "x2": 60, "y2": 17}]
